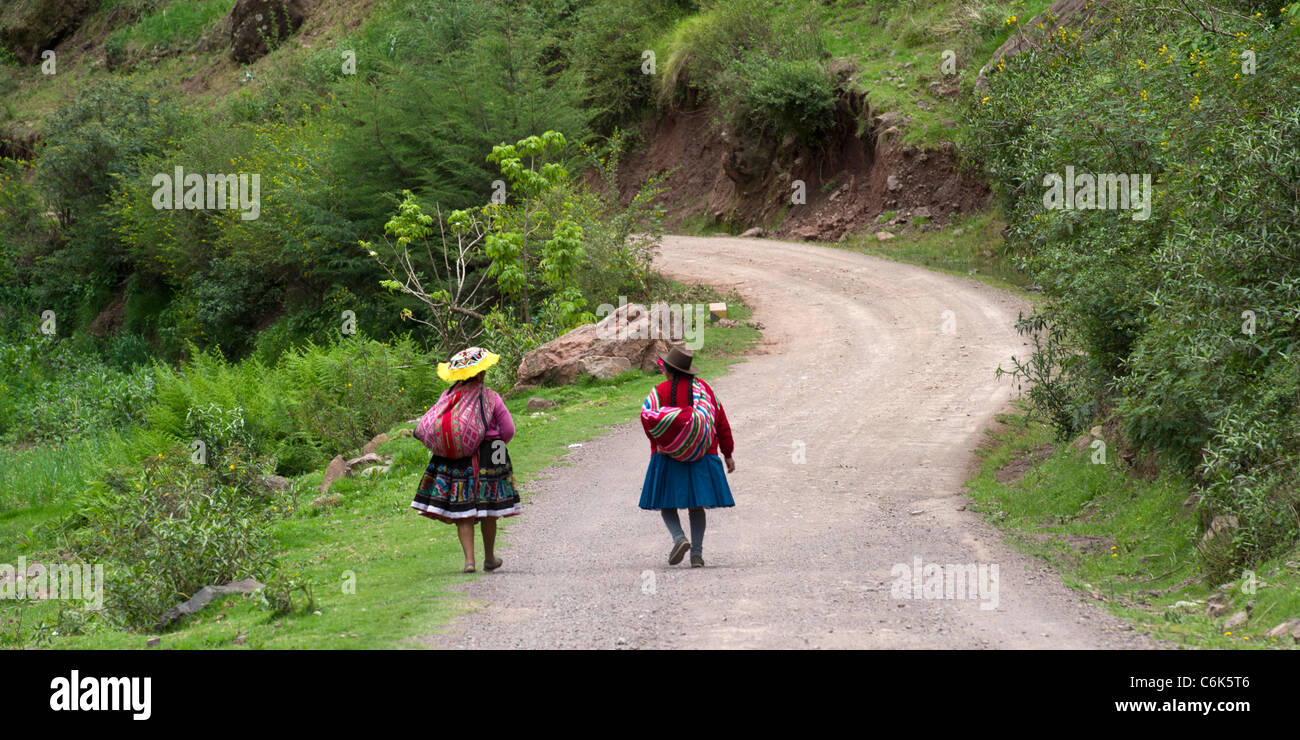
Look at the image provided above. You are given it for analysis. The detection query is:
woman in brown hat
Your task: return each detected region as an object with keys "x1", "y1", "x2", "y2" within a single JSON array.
[{"x1": 638, "y1": 345, "x2": 736, "y2": 567}]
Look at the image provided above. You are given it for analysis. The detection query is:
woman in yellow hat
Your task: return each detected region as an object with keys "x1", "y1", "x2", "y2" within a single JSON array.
[{"x1": 411, "y1": 347, "x2": 519, "y2": 573}]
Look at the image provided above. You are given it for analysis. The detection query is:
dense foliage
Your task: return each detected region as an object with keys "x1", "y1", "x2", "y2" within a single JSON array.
[{"x1": 970, "y1": 0, "x2": 1300, "y2": 578}]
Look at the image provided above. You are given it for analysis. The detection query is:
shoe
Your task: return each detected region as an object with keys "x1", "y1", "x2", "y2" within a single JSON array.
[
  {"x1": 484, "y1": 557, "x2": 503, "y2": 571},
  {"x1": 669, "y1": 538, "x2": 690, "y2": 565},
  {"x1": 690, "y1": 555, "x2": 704, "y2": 568},
  {"x1": 462, "y1": 563, "x2": 476, "y2": 573}
]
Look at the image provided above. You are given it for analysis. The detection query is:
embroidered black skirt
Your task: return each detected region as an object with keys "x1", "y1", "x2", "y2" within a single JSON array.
[{"x1": 410, "y1": 438, "x2": 521, "y2": 523}]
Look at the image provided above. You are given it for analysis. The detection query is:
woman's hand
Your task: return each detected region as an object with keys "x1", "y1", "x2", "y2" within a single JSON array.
[{"x1": 725, "y1": 456, "x2": 736, "y2": 473}]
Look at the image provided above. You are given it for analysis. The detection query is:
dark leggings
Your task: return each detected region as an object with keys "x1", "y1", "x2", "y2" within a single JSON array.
[{"x1": 660, "y1": 508, "x2": 706, "y2": 558}]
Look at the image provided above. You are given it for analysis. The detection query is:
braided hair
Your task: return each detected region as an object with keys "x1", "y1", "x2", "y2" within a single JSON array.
[{"x1": 667, "y1": 368, "x2": 694, "y2": 408}]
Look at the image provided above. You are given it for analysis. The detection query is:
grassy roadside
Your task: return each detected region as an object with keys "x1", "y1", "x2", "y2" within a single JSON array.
[
  {"x1": 827, "y1": 209, "x2": 1033, "y2": 297},
  {"x1": 968, "y1": 409, "x2": 1300, "y2": 649},
  {"x1": 0, "y1": 284, "x2": 759, "y2": 649}
]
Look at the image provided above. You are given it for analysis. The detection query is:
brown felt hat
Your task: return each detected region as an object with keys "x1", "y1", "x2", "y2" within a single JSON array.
[{"x1": 659, "y1": 345, "x2": 697, "y2": 376}]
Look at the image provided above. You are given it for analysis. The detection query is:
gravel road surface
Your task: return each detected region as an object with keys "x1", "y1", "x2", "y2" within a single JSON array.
[{"x1": 418, "y1": 235, "x2": 1152, "y2": 649}]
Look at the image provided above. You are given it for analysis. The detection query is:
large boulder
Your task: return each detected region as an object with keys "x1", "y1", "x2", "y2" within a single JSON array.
[
  {"x1": 0, "y1": 0, "x2": 92, "y2": 64},
  {"x1": 229, "y1": 0, "x2": 308, "y2": 63},
  {"x1": 517, "y1": 302, "x2": 696, "y2": 386}
]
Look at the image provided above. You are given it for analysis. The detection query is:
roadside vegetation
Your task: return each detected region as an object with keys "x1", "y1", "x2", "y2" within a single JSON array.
[{"x1": 967, "y1": 1, "x2": 1300, "y2": 586}]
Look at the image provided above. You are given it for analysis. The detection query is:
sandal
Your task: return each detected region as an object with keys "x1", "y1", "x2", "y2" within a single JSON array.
[
  {"x1": 484, "y1": 557, "x2": 504, "y2": 571},
  {"x1": 462, "y1": 563, "x2": 476, "y2": 573},
  {"x1": 669, "y1": 538, "x2": 690, "y2": 565}
]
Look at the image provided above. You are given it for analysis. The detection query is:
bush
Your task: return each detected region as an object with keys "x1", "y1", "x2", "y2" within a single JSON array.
[
  {"x1": 74, "y1": 443, "x2": 286, "y2": 630},
  {"x1": 653, "y1": 0, "x2": 833, "y2": 141},
  {"x1": 735, "y1": 56, "x2": 836, "y2": 143}
]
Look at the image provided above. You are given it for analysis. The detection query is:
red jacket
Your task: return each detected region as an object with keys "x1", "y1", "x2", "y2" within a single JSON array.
[{"x1": 645, "y1": 377, "x2": 735, "y2": 458}]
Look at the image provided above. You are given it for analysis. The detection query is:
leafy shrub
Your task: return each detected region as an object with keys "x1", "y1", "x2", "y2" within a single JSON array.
[
  {"x1": 653, "y1": 0, "x2": 833, "y2": 141},
  {"x1": 74, "y1": 443, "x2": 286, "y2": 630},
  {"x1": 735, "y1": 56, "x2": 836, "y2": 143}
]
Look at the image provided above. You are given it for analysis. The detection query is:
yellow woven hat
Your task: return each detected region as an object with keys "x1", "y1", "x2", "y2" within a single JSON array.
[{"x1": 437, "y1": 346, "x2": 500, "y2": 383}]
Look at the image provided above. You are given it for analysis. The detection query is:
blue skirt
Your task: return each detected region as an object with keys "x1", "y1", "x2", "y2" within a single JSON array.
[{"x1": 639, "y1": 453, "x2": 735, "y2": 510}]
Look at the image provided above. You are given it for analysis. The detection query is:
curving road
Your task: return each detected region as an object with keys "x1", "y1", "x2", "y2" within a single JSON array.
[{"x1": 418, "y1": 235, "x2": 1152, "y2": 649}]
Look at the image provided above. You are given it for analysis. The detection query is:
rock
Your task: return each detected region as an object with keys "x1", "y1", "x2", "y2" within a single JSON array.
[
  {"x1": 346, "y1": 452, "x2": 385, "y2": 469},
  {"x1": 913, "y1": 206, "x2": 931, "y2": 219},
  {"x1": 156, "y1": 578, "x2": 265, "y2": 629},
  {"x1": 230, "y1": 0, "x2": 308, "y2": 63},
  {"x1": 874, "y1": 111, "x2": 903, "y2": 129},
  {"x1": 359, "y1": 465, "x2": 390, "y2": 477},
  {"x1": 395, "y1": 428, "x2": 412, "y2": 438},
  {"x1": 311, "y1": 493, "x2": 342, "y2": 509},
  {"x1": 1182, "y1": 493, "x2": 1202, "y2": 511},
  {"x1": 362, "y1": 433, "x2": 389, "y2": 456},
  {"x1": 320, "y1": 455, "x2": 348, "y2": 494},
  {"x1": 738, "y1": 227, "x2": 766, "y2": 238},
  {"x1": 526, "y1": 397, "x2": 558, "y2": 411},
  {"x1": 827, "y1": 57, "x2": 856, "y2": 82},
  {"x1": 1068, "y1": 434, "x2": 1091, "y2": 455},
  {"x1": 875, "y1": 231, "x2": 895, "y2": 242},
  {"x1": 146, "y1": 637, "x2": 161, "y2": 648},
  {"x1": 578, "y1": 355, "x2": 632, "y2": 380},
  {"x1": 1223, "y1": 611, "x2": 1249, "y2": 630},
  {"x1": 517, "y1": 302, "x2": 684, "y2": 386},
  {"x1": 0, "y1": 0, "x2": 92, "y2": 64},
  {"x1": 886, "y1": 175, "x2": 903, "y2": 192},
  {"x1": 1089, "y1": 425, "x2": 1103, "y2": 438},
  {"x1": 233, "y1": 633, "x2": 247, "y2": 646},
  {"x1": 1200, "y1": 515, "x2": 1239, "y2": 549},
  {"x1": 1267, "y1": 620, "x2": 1297, "y2": 638},
  {"x1": 1205, "y1": 592, "x2": 1230, "y2": 617},
  {"x1": 260, "y1": 474, "x2": 291, "y2": 492}
]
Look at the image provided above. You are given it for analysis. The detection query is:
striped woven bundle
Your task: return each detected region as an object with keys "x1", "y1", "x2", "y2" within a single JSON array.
[{"x1": 640, "y1": 379, "x2": 717, "y2": 463}]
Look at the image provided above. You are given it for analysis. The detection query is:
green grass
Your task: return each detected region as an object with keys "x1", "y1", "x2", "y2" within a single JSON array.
[
  {"x1": 818, "y1": 0, "x2": 1055, "y2": 148},
  {"x1": 106, "y1": 0, "x2": 236, "y2": 56},
  {"x1": 0, "y1": 287, "x2": 760, "y2": 649},
  {"x1": 829, "y1": 208, "x2": 1034, "y2": 296},
  {"x1": 967, "y1": 409, "x2": 1300, "y2": 649}
]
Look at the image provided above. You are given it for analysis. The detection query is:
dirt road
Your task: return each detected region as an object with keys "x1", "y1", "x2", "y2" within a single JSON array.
[{"x1": 420, "y1": 235, "x2": 1151, "y2": 649}]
